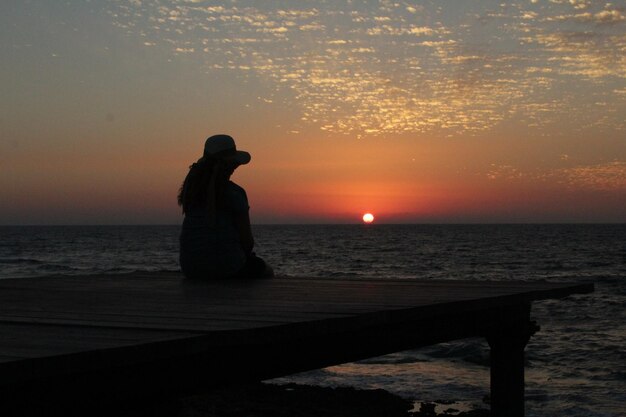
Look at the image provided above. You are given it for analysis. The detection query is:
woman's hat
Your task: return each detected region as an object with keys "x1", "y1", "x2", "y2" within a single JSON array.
[{"x1": 203, "y1": 134, "x2": 251, "y2": 165}]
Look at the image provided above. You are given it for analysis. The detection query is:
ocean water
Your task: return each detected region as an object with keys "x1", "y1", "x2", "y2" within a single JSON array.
[{"x1": 0, "y1": 224, "x2": 624, "y2": 416}]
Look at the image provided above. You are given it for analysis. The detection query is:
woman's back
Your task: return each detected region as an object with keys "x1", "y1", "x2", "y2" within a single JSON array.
[{"x1": 180, "y1": 181, "x2": 249, "y2": 279}]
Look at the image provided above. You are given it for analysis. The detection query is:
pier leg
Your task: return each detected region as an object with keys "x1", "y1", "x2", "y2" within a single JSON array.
[{"x1": 486, "y1": 305, "x2": 539, "y2": 417}]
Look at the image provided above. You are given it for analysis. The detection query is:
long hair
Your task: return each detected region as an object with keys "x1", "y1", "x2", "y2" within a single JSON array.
[{"x1": 178, "y1": 158, "x2": 232, "y2": 219}]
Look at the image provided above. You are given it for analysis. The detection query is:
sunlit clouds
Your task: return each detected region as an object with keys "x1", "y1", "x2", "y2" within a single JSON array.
[
  {"x1": 111, "y1": 0, "x2": 625, "y2": 137},
  {"x1": 486, "y1": 161, "x2": 626, "y2": 191},
  {"x1": 558, "y1": 161, "x2": 626, "y2": 191}
]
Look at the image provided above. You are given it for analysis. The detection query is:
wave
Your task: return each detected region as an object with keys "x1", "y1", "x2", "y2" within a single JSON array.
[
  {"x1": 0, "y1": 258, "x2": 45, "y2": 265},
  {"x1": 418, "y1": 339, "x2": 491, "y2": 367}
]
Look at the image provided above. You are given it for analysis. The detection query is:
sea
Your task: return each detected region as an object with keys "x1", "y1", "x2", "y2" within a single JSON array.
[{"x1": 0, "y1": 224, "x2": 624, "y2": 416}]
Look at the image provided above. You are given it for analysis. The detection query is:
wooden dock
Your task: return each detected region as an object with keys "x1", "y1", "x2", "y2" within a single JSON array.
[{"x1": 0, "y1": 273, "x2": 593, "y2": 417}]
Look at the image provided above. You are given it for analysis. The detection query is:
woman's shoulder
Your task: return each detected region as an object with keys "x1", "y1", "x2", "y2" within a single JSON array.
[
  {"x1": 225, "y1": 181, "x2": 249, "y2": 211},
  {"x1": 226, "y1": 180, "x2": 247, "y2": 195}
]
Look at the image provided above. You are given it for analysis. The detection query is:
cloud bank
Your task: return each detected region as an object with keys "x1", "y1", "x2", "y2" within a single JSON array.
[{"x1": 111, "y1": 0, "x2": 626, "y2": 137}]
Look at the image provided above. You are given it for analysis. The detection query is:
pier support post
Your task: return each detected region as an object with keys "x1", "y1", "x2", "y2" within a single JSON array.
[{"x1": 486, "y1": 304, "x2": 539, "y2": 417}]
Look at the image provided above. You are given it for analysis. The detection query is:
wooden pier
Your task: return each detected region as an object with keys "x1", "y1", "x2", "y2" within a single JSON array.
[{"x1": 0, "y1": 273, "x2": 593, "y2": 416}]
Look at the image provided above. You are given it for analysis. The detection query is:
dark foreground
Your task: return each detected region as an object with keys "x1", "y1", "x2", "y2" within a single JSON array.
[
  {"x1": 115, "y1": 382, "x2": 491, "y2": 417},
  {"x1": 0, "y1": 273, "x2": 592, "y2": 416}
]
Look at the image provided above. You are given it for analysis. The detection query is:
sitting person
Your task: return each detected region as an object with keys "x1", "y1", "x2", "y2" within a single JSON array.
[{"x1": 178, "y1": 134, "x2": 273, "y2": 279}]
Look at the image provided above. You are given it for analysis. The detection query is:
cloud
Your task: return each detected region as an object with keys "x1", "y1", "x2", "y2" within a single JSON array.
[
  {"x1": 486, "y1": 161, "x2": 626, "y2": 191},
  {"x1": 544, "y1": 0, "x2": 591, "y2": 10},
  {"x1": 558, "y1": 161, "x2": 626, "y2": 190},
  {"x1": 109, "y1": 0, "x2": 626, "y2": 136},
  {"x1": 594, "y1": 9, "x2": 626, "y2": 24},
  {"x1": 365, "y1": 25, "x2": 440, "y2": 36},
  {"x1": 487, "y1": 164, "x2": 524, "y2": 180},
  {"x1": 546, "y1": 9, "x2": 625, "y2": 24},
  {"x1": 522, "y1": 31, "x2": 626, "y2": 79}
]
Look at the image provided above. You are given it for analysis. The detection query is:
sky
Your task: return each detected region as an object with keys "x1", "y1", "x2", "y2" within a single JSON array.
[{"x1": 1, "y1": 0, "x2": 625, "y2": 225}]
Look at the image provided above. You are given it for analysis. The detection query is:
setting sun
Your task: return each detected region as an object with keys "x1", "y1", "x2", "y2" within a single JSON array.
[{"x1": 362, "y1": 213, "x2": 375, "y2": 224}]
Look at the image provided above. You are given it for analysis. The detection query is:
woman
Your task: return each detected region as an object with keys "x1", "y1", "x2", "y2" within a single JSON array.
[{"x1": 178, "y1": 134, "x2": 273, "y2": 279}]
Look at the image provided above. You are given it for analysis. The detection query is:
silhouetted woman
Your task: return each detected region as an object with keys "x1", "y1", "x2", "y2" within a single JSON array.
[{"x1": 178, "y1": 134, "x2": 273, "y2": 279}]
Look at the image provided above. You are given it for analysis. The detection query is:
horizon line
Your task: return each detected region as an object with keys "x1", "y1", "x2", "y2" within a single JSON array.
[{"x1": 1, "y1": 222, "x2": 624, "y2": 227}]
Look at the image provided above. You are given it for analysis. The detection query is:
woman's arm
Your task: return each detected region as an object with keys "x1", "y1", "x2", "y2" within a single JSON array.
[{"x1": 234, "y1": 211, "x2": 254, "y2": 255}]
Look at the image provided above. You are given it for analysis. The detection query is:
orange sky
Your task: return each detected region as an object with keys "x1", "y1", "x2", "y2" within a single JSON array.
[{"x1": 1, "y1": 0, "x2": 624, "y2": 224}]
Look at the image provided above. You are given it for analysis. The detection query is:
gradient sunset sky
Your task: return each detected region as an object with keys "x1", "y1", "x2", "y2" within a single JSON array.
[{"x1": 1, "y1": 0, "x2": 625, "y2": 224}]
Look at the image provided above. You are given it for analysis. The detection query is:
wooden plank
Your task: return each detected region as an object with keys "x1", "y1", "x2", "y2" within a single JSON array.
[
  {"x1": 0, "y1": 275, "x2": 593, "y2": 357},
  {"x1": 0, "y1": 276, "x2": 592, "y2": 308},
  {"x1": 0, "y1": 327, "x2": 198, "y2": 358},
  {"x1": 0, "y1": 273, "x2": 594, "y2": 417},
  {"x1": 0, "y1": 275, "x2": 593, "y2": 336}
]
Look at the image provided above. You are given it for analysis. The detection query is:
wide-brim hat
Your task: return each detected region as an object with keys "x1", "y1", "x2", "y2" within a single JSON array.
[{"x1": 203, "y1": 134, "x2": 251, "y2": 165}]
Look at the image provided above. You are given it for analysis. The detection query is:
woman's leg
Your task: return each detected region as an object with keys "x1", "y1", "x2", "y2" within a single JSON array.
[{"x1": 237, "y1": 253, "x2": 274, "y2": 278}]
